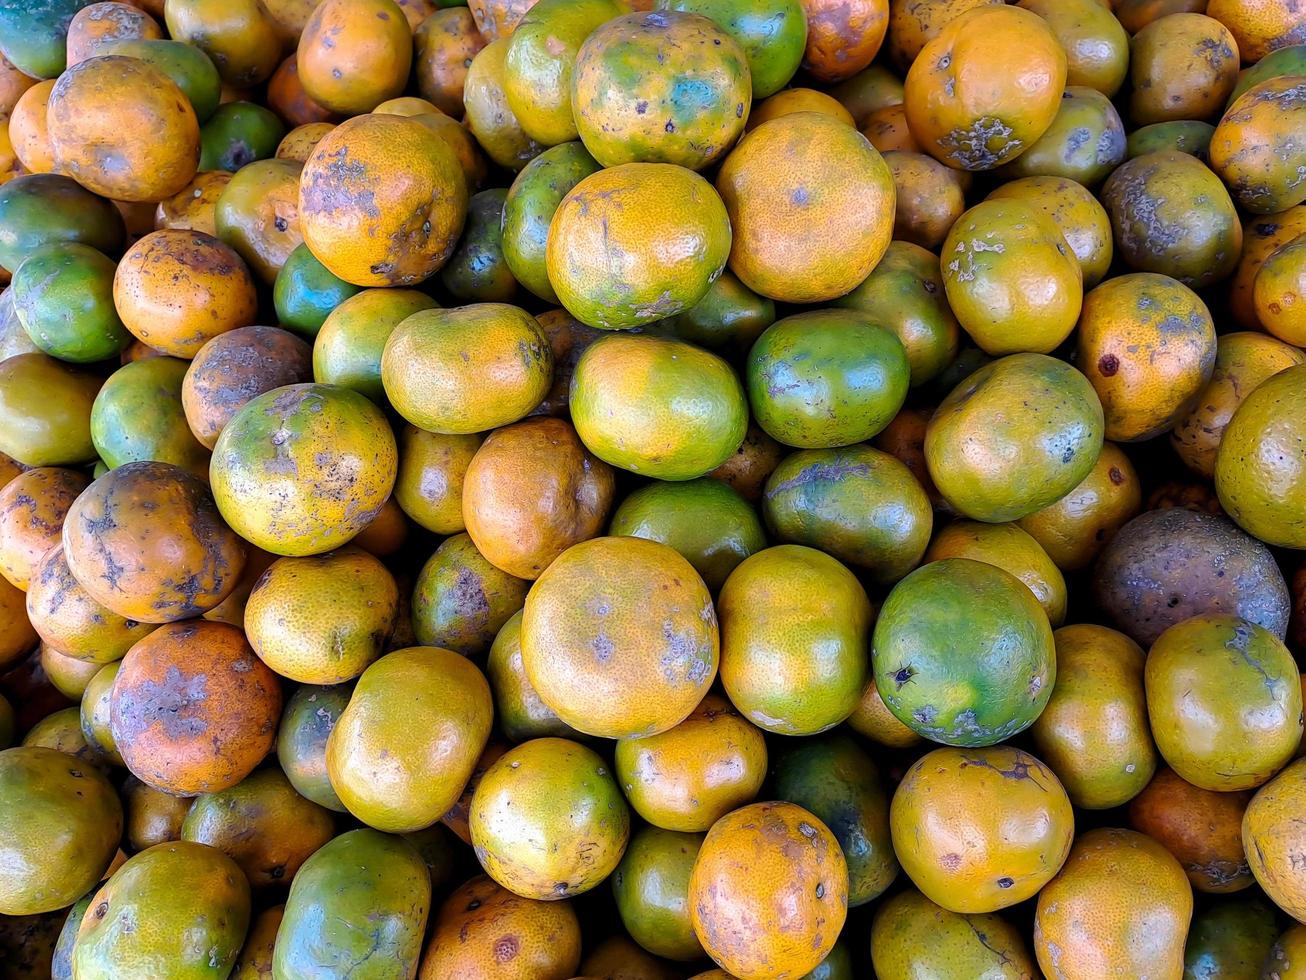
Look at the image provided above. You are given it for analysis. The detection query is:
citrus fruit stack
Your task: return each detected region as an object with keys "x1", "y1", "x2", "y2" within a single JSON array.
[{"x1": 2, "y1": 0, "x2": 1306, "y2": 977}]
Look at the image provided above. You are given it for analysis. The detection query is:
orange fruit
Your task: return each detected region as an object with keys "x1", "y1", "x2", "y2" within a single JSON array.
[
  {"x1": 1207, "y1": 0, "x2": 1306, "y2": 62},
  {"x1": 904, "y1": 4, "x2": 1066, "y2": 171},
  {"x1": 716, "y1": 111, "x2": 894, "y2": 303},
  {"x1": 800, "y1": 0, "x2": 889, "y2": 83},
  {"x1": 298, "y1": 113, "x2": 468, "y2": 288},
  {"x1": 520, "y1": 536, "x2": 717, "y2": 739},
  {"x1": 296, "y1": 0, "x2": 412, "y2": 116}
]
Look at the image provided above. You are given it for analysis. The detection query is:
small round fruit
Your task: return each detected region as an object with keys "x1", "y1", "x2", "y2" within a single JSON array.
[
  {"x1": 1244, "y1": 758, "x2": 1306, "y2": 921},
  {"x1": 890, "y1": 746, "x2": 1074, "y2": 914},
  {"x1": 521, "y1": 536, "x2": 717, "y2": 740},
  {"x1": 393, "y1": 427, "x2": 481, "y2": 535},
  {"x1": 1030, "y1": 625, "x2": 1155, "y2": 809},
  {"x1": 1129, "y1": 768, "x2": 1253, "y2": 893},
  {"x1": 63, "y1": 461, "x2": 245, "y2": 623},
  {"x1": 296, "y1": 0, "x2": 412, "y2": 115},
  {"x1": 411, "y1": 533, "x2": 529, "y2": 658},
  {"x1": 470, "y1": 737, "x2": 630, "y2": 899},
  {"x1": 903, "y1": 5, "x2": 1066, "y2": 171},
  {"x1": 0, "y1": 353, "x2": 100, "y2": 467},
  {"x1": 210, "y1": 384, "x2": 398, "y2": 557},
  {"x1": 570, "y1": 334, "x2": 747, "y2": 481},
  {"x1": 571, "y1": 10, "x2": 750, "y2": 170},
  {"x1": 1216, "y1": 364, "x2": 1306, "y2": 548},
  {"x1": 689, "y1": 801, "x2": 847, "y2": 980},
  {"x1": 874, "y1": 558, "x2": 1055, "y2": 747},
  {"x1": 1145, "y1": 615, "x2": 1302, "y2": 792},
  {"x1": 545, "y1": 163, "x2": 731, "y2": 331},
  {"x1": 298, "y1": 113, "x2": 468, "y2": 288},
  {"x1": 89, "y1": 357, "x2": 210, "y2": 480},
  {"x1": 718, "y1": 545, "x2": 871, "y2": 735},
  {"x1": 245, "y1": 548, "x2": 398, "y2": 684},
  {"x1": 614, "y1": 693, "x2": 767, "y2": 833},
  {"x1": 656, "y1": 0, "x2": 806, "y2": 98},
  {"x1": 871, "y1": 890, "x2": 1039, "y2": 980},
  {"x1": 0, "y1": 745, "x2": 122, "y2": 915},
  {"x1": 0, "y1": 466, "x2": 87, "y2": 591},
  {"x1": 327, "y1": 646, "x2": 493, "y2": 834},
  {"x1": 12, "y1": 242, "x2": 130, "y2": 363},
  {"x1": 110, "y1": 620, "x2": 281, "y2": 795},
  {"x1": 47, "y1": 55, "x2": 199, "y2": 202},
  {"x1": 716, "y1": 111, "x2": 894, "y2": 303},
  {"x1": 1034, "y1": 828, "x2": 1193, "y2": 980},
  {"x1": 382, "y1": 304, "x2": 552, "y2": 435},
  {"x1": 276, "y1": 683, "x2": 350, "y2": 813},
  {"x1": 612, "y1": 826, "x2": 704, "y2": 962},
  {"x1": 746, "y1": 310, "x2": 909, "y2": 449},
  {"x1": 925, "y1": 353, "x2": 1104, "y2": 522}
]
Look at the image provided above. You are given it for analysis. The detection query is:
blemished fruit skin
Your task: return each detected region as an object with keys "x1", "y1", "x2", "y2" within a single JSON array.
[
  {"x1": 871, "y1": 889, "x2": 1039, "y2": 979},
  {"x1": 0, "y1": 745, "x2": 122, "y2": 915},
  {"x1": 274, "y1": 829, "x2": 431, "y2": 980},
  {"x1": 1244, "y1": 758, "x2": 1306, "y2": 921},
  {"x1": 71, "y1": 841, "x2": 251, "y2": 980},
  {"x1": 873, "y1": 558, "x2": 1055, "y2": 747}
]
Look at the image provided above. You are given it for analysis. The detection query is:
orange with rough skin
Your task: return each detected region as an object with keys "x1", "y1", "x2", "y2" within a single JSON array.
[
  {"x1": 747, "y1": 88, "x2": 854, "y2": 131},
  {"x1": 1077, "y1": 273, "x2": 1217, "y2": 442},
  {"x1": 689, "y1": 801, "x2": 847, "y2": 980},
  {"x1": 245, "y1": 547, "x2": 398, "y2": 685},
  {"x1": 164, "y1": 0, "x2": 281, "y2": 86},
  {"x1": 48, "y1": 56, "x2": 199, "y2": 203},
  {"x1": 110, "y1": 620, "x2": 282, "y2": 795},
  {"x1": 0, "y1": 53, "x2": 35, "y2": 118},
  {"x1": 904, "y1": 5, "x2": 1066, "y2": 171},
  {"x1": 1212, "y1": 78, "x2": 1306, "y2": 216},
  {"x1": 394, "y1": 427, "x2": 482, "y2": 534},
  {"x1": 327, "y1": 645, "x2": 493, "y2": 833},
  {"x1": 884, "y1": 150, "x2": 967, "y2": 250},
  {"x1": 1034, "y1": 828, "x2": 1193, "y2": 979},
  {"x1": 298, "y1": 113, "x2": 468, "y2": 288},
  {"x1": 886, "y1": 0, "x2": 1001, "y2": 71},
  {"x1": 463, "y1": 40, "x2": 545, "y2": 171},
  {"x1": 847, "y1": 676, "x2": 922, "y2": 748},
  {"x1": 24, "y1": 545, "x2": 155, "y2": 663},
  {"x1": 470, "y1": 736, "x2": 630, "y2": 899},
  {"x1": 468, "y1": 0, "x2": 541, "y2": 41},
  {"x1": 1172, "y1": 331, "x2": 1306, "y2": 478},
  {"x1": 1207, "y1": 0, "x2": 1306, "y2": 62},
  {"x1": 614, "y1": 694, "x2": 767, "y2": 832},
  {"x1": 214, "y1": 158, "x2": 304, "y2": 283},
  {"x1": 890, "y1": 746, "x2": 1075, "y2": 914},
  {"x1": 860, "y1": 103, "x2": 921, "y2": 153},
  {"x1": 275, "y1": 122, "x2": 334, "y2": 163},
  {"x1": 0, "y1": 467, "x2": 88, "y2": 591},
  {"x1": 1017, "y1": 442, "x2": 1140, "y2": 571},
  {"x1": 417, "y1": 875, "x2": 582, "y2": 980},
  {"x1": 940, "y1": 198, "x2": 1082, "y2": 355},
  {"x1": 1232, "y1": 205, "x2": 1306, "y2": 329},
  {"x1": 1030, "y1": 624, "x2": 1156, "y2": 810},
  {"x1": 1017, "y1": 0, "x2": 1129, "y2": 96},
  {"x1": 520, "y1": 536, "x2": 717, "y2": 740},
  {"x1": 716, "y1": 111, "x2": 894, "y2": 304},
  {"x1": 925, "y1": 521, "x2": 1068, "y2": 625},
  {"x1": 987, "y1": 175, "x2": 1114, "y2": 289},
  {"x1": 1129, "y1": 14, "x2": 1239, "y2": 125},
  {"x1": 112, "y1": 230, "x2": 257, "y2": 358},
  {"x1": 8, "y1": 80, "x2": 55, "y2": 174},
  {"x1": 297, "y1": 0, "x2": 413, "y2": 116},
  {"x1": 415, "y1": 7, "x2": 487, "y2": 118},
  {"x1": 155, "y1": 171, "x2": 232, "y2": 237},
  {"x1": 0, "y1": 575, "x2": 35, "y2": 668},
  {"x1": 382, "y1": 304, "x2": 551, "y2": 434},
  {"x1": 1256, "y1": 236, "x2": 1306, "y2": 345},
  {"x1": 1244, "y1": 758, "x2": 1306, "y2": 920},
  {"x1": 546, "y1": 164, "x2": 731, "y2": 331},
  {"x1": 181, "y1": 767, "x2": 336, "y2": 888},
  {"x1": 266, "y1": 55, "x2": 335, "y2": 128},
  {"x1": 462, "y1": 418, "x2": 614, "y2": 580},
  {"x1": 1129, "y1": 767, "x2": 1253, "y2": 893},
  {"x1": 63, "y1": 461, "x2": 246, "y2": 623},
  {"x1": 66, "y1": 3, "x2": 162, "y2": 67},
  {"x1": 800, "y1": 0, "x2": 889, "y2": 83}
]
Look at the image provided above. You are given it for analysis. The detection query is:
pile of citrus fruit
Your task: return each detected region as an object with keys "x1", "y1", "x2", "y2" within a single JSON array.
[{"x1": 3, "y1": 0, "x2": 1306, "y2": 976}]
